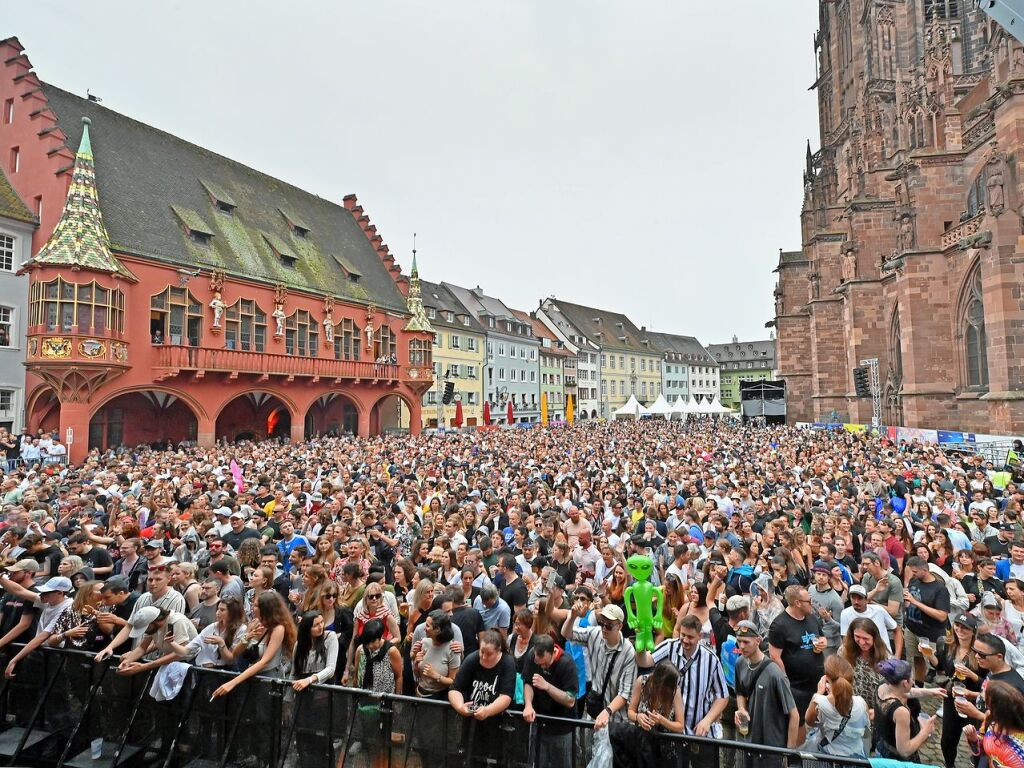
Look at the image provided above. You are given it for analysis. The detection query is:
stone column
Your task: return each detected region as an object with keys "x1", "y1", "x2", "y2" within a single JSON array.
[{"x1": 59, "y1": 401, "x2": 91, "y2": 464}]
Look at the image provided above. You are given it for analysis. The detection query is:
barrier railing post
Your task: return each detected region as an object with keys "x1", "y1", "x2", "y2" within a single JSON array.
[
  {"x1": 379, "y1": 692, "x2": 394, "y2": 768},
  {"x1": 268, "y1": 679, "x2": 284, "y2": 768},
  {"x1": 9, "y1": 652, "x2": 66, "y2": 766}
]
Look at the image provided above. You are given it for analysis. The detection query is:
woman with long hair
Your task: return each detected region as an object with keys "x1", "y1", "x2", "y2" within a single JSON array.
[
  {"x1": 171, "y1": 561, "x2": 202, "y2": 614},
  {"x1": 405, "y1": 579, "x2": 435, "y2": 645},
  {"x1": 964, "y1": 681, "x2": 1024, "y2": 768},
  {"x1": 235, "y1": 538, "x2": 263, "y2": 579},
  {"x1": 212, "y1": 590, "x2": 296, "y2": 697},
  {"x1": 874, "y1": 658, "x2": 938, "y2": 761},
  {"x1": 298, "y1": 564, "x2": 328, "y2": 614},
  {"x1": 244, "y1": 565, "x2": 274, "y2": 622},
  {"x1": 611, "y1": 660, "x2": 685, "y2": 768},
  {"x1": 841, "y1": 617, "x2": 889, "y2": 710},
  {"x1": 930, "y1": 530, "x2": 956, "y2": 575},
  {"x1": 412, "y1": 609, "x2": 460, "y2": 700},
  {"x1": 411, "y1": 538, "x2": 431, "y2": 568},
  {"x1": 438, "y1": 549, "x2": 460, "y2": 586},
  {"x1": 1004, "y1": 578, "x2": 1024, "y2": 650},
  {"x1": 658, "y1": 574, "x2": 685, "y2": 642},
  {"x1": 179, "y1": 596, "x2": 247, "y2": 668},
  {"x1": 46, "y1": 580, "x2": 104, "y2": 650},
  {"x1": 606, "y1": 563, "x2": 629, "y2": 611},
  {"x1": 291, "y1": 610, "x2": 339, "y2": 690},
  {"x1": 683, "y1": 582, "x2": 714, "y2": 648},
  {"x1": 806, "y1": 655, "x2": 869, "y2": 758}
]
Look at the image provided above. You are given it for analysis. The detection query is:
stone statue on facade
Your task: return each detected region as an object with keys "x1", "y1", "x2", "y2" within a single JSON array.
[
  {"x1": 322, "y1": 297, "x2": 335, "y2": 345},
  {"x1": 842, "y1": 249, "x2": 857, "y2": 282},
  {"x1": 897, "y1": 213, "x2": 915, "y2": 252},
  {"x1": 272, "y1": 304, "x2": 286, "y2": 337},
  {"x1": 209, "y1": 291, "x2": 225, "y2": 329},
  {"x1": 775, "y1": 293, "x2": 784, "y2": 317}
]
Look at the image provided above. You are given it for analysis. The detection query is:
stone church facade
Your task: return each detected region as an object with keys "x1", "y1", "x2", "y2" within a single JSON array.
[{"x1": 773, "y1": 1, "x2": 1024, "y2": 434}]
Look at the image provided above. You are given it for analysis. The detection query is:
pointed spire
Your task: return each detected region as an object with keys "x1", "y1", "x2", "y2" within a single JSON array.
[
  {"x1": 403, "y1": 233, "x2": 433, "y2": 334},
  {"x1": 31, "y1": 116, "x2": 130, "y2": 276}
]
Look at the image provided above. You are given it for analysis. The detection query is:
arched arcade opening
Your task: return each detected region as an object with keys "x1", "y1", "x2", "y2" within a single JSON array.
[
  {"x1": 216, "y1": 391, "x2": 292, "y2": 442},
  {"x1": 304, "y1": 393, "x2": 360, "y2": 438},
  {"x1": 89, "y1": 390, "x2": 199, "y2": 451},
  {"x1": 371, "y1": 393, "x2": 412, "y2": 435}
]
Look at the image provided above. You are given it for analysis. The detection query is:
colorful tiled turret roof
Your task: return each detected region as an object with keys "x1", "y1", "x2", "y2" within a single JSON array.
[
  {"x1": 30, "y1": 117, "x2": 134, "y2": 277},
  {"x1": 402, "y1": 253, "x2": 434, "y2": 334}
]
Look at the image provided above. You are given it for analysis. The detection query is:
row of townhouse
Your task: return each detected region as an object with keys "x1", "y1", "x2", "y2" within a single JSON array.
[{"x1": 408, "y1": 282, "x2": 761, "y2": 427}]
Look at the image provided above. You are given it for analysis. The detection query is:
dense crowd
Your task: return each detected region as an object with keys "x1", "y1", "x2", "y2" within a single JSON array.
[{"x1": 1, "y1": 419, "x2": 1024, "y2": 768}]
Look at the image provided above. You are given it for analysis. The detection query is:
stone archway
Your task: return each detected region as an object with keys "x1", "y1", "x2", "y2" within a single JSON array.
[
  {"x1": 26, "y1": 386, "x2": 60, "y2": 435},
  {"x1": 304, "y1": 393, "x2": 361, "y2": 438},
  {"x1": 370, "y1": 392, "x2": 414, "y2": 436},
  {"x1": 216, "y1": 391, "x2": 293, "y2": 442},
  {"x1": 88, "y1": 390, "x2": 200, "y2": 451}
]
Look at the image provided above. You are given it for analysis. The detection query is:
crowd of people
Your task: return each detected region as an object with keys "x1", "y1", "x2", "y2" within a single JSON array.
[{"x1": 1, "y1": 419, "x2": 1024, "y2": 767}]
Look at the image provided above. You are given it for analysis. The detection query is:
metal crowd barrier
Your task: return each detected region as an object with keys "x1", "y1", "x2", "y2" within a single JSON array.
[{"x1": 0, "y1": 645, "x2": 873, "y2": 768}]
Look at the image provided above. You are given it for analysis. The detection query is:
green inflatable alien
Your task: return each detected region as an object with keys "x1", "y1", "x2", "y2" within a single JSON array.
[{"x1": 623, "y1": 554, "x2": 663, "y2": 653}]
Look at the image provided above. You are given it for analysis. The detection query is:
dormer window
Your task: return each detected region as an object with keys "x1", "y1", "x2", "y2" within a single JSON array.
[
  {"x1": 462, "y1": 315, "x2": 470, "y2": 326},
  {"x1": 332, "y1": 255, "x2": 362, "y2": 283},
  {"x1": 446, "y1": 311, "x2": 454, "y2": 322},
  {"x1": 263, "y1": 233, "x2": 297, "y2": 267},
  {"x1": 279, "y1": 209, "x2": 311, "y2": 239},
  {"x1": 200, "y1": 180, "x2": 237, "y2": 216},
  {"x1": 171, "y1": 206, "x2": 215, "y2": 247},
  {"x1": 427, "y1": 307, "x2": 437, "y2": 319}
]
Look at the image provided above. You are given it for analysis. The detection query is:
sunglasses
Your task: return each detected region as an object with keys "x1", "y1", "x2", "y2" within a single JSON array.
[
  {"x1": 366, "y1": 594, "x2": 383, "y2": 601},
  {"x1": 597, "y1": 619, "x2": 617, "y2": 630},
  {"x1": 973, "y1": 646, "x2": 999, "y2": 658},
  {"x1": 324, "y1": 593, "x2": 338, "y2": 600},
  {"x1": 149, "y1": 565, "x2": 169, "y2": 573}
]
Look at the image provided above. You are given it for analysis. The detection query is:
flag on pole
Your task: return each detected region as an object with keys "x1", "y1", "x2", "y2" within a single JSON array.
[{"x1": 229, "y1": 460, "x2": 245, "y2": 493}]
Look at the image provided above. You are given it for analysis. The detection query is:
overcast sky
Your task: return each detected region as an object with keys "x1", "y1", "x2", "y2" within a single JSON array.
[{"x1": 8, "y1": 1, "x2": 819, "y2": 344}]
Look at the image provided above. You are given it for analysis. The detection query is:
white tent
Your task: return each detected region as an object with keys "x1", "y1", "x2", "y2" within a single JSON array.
[
  {"x1": 707, "y1": 396, "x2": 733, "y2": 414},
  {"x1": 645, "y1": 394, "x2": 674, "y2": 418},
  {"x1": 671, "y1": 397, "x2": 695, "y2": 419},
  {"x1": 687, "y1": 396, "x2": 713, "y2": 415},
  {"x1": 613, "y1": 395, "x2": 647, "y2": 419}
]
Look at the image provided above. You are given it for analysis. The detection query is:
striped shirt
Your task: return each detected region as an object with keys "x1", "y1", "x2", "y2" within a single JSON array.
[
  {"x1": 571, "y1": 624, "x2": 637, "y2": 714},
  {"x1": 652, "y1": 639, "x2": 728, "y2": 735}
]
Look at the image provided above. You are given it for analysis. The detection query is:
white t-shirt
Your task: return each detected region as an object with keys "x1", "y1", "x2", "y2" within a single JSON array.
[
  {"x1": 811, "y1": 694, "x2": 869, "y2": 757},
  {"x1": 840, "y1": 604, "x2": 898, "y2": 652}
]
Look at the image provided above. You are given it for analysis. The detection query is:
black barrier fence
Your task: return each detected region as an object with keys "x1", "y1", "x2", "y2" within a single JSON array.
[{"x1": 0, "y1": 646, "x2": 872, "y2": 768}]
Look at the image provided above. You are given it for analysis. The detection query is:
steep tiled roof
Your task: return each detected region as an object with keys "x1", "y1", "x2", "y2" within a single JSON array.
[
  {"x1": 420, "y1": 280, "x2": 486, "y2": 334},
  {"x1": 645, "y1": 331, "x2": 717, "y2": 365},
  {"x1": 707, "y1": 338, "x2": 776, "y2": 367},
  {"x1": 0, "y1": 165, "x2": 34, "y2": 225},
  {"x1": 38, "y1": 84, "x2": 407, "y2": 311},
  {"x1": 545, "y1": 297, "x2": 650, "y2": 353}
]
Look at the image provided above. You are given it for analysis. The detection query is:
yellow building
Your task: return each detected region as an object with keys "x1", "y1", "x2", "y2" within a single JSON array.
[{"x1": 419, "y1": 280, "x2": 486, "y2": 428}]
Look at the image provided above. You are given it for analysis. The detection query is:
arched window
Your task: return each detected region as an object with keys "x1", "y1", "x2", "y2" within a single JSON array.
[
  {"x1": 959, "y1": 265, "x2": 989, "y2": 390},
  {"x1": 967, "y1": 168, "x2": 989, "y2": 218},
  {"x1": 409, "y1": 338, "x2": 431, "y2": 368},
  {"x1": 890, "y1": 307, "x2": 903, "y2": 385},
  {"x1": 224, "y1": 298, "x2": 266, "y2": 352},
  {"x1": 333, "y1": 318, "x2": 361, "y2": 361},
  {"x1": 285, "y1": 310, "x2": 319, "y2": 357},
  {"x1": 374, "y1": 325, "x2": 396, "y2": 362},
  {"x1": 150, "y1": 286, "x2": 202, "y2": 345},
  {"x1": 30, "y1": 277, "x2": 125, "y2": 335}
]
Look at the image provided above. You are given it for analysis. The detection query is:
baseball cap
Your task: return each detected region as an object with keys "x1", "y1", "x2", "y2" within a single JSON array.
[
  {"x1": 955, "y1": 613, "x2": 981, "y2": 631},
  {"x1": 849, "y1": 585, "x2": 868, "y2": 597},
  {"x1": 734, "y1": 620, "x2": 761, "y2": 639},
  {"x1": 6, "y1": 559, "x2": 41, "y2": 574},
  {"x1": 128, "y1": 606, "x2": 162, "y2": 639},
  {"x1": 214, "y1": 507, "x2": 232, "y2": 517},
  {"x1": 598, "y1": 604, "x2": 625, "y2": 623},
  {"x1": 229, "y1": 511, "x2": 245, "y2": 520},
  {"x1": 142, "y1": 539, "x2": 161, "y2": 550},
  {"x1": 37, "y1": 576, "x2": 72, "y2": 594}
]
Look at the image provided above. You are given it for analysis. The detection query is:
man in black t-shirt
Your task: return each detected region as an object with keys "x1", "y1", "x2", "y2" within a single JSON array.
[
  {"x1": 67, "y1": 533, "x2": 114, "y2": 577},
  {"x1": 768, "y1": 585, "x2": 825, "y2": 743},
  {"x1": 497, "y1": 554, "x2": 528, "y2": 628},
  {"x1": 447, "y1": 586, "x2": 485, "y2": 656},
  {"x1": 903, "y1": 556, "x2": 950, "y2": 685},
  {"x1": 522, "y1": 634, "x2": 578, "y2": 765},
  {"x1": 222, "y1": 512, "x2": 261, "y2": 552},
  {"x1": 954, "y1": 632, "x2": 1024, "y2": 722}
]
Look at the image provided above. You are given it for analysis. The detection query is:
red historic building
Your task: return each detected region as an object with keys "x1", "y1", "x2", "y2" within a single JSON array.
[
  {"x1": 0, "y1": 37, "x2": 434, "y2": 462},
  {"x1": 773, "y1": 5, "x2": 1024, "y2": 434}
]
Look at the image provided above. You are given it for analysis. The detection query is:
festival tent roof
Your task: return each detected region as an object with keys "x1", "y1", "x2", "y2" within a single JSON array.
[
  {"x1": 645, "y1": 394, "x2": 674, "y2": 417},
  {"x1": 707, "y1": 396, "x2": 734, "y2": 414},
  {"x1": 613, "y1": 395, "x2": 647, "y2": 418},
  {"x1": 691, "y1": 397, "x2": 716, "y2": 415}
]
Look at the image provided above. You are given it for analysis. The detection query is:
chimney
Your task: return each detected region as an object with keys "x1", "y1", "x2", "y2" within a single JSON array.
[
  {"x1": 732, "y1": 335, "x2": 738, "y2": 344},
  {"x1": 641, "y1": 326, "x2": 647, "y2": 333}
]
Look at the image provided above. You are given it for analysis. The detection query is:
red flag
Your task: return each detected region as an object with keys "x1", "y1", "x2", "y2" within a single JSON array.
[
  {"x1": 454, "y1": 399, "x2": 464, "y2": 428},
  {"x1": 507, "y1": 399, "x2": 514, "y2": 424},
  {"x1": 482, "y1": 400, "x2": 491, "y2": 425}
]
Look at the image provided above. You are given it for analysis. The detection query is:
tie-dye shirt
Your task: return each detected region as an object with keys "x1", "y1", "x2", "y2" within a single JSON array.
[{"x1": 983, "y1": 729, "x2": 1024, "y2": 768}]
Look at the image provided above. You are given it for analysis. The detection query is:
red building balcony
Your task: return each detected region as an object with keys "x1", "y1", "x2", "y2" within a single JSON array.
[{"x1": 154, "y1": 344, "x2": 406, "y2": 384}]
